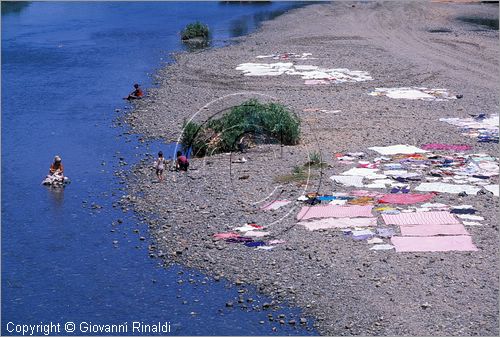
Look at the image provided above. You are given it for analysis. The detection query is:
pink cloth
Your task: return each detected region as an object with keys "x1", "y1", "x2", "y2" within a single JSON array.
[
  {"x1": 382, "y1": 211, "x2": 459, "y2": 225},
  {"x1": 378, "y1": 193, "x2": 435, "y2": 205},
  {"x1": 301, "y1": 217, "x2": 378, "y2": 231},
  {"x1": 421, "y1": 143, "x2": 472, "y2": 151},
  {"x1": 391, "y1": 235, "x2": 478, "y2": 252},
  {"x1": 213, "y1": 232, "x2": 239, "y2": 239},
  {"x1": 399, "y1": 224, "x2": 468, "y2": 236},
  {"x1": 350, "y1": 190, "x2": 385, "y2": 197},
  {"x1": 296, "y1": 205, "x2": 373, "y2": 221}
]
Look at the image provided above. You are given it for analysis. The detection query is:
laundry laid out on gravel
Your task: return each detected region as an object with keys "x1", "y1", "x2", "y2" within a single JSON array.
[
  {"x1": 236, "y1": 59, "x2": 372, "y2": 84},
  {"x1": 330, "y1": 144, "x2": 499, "y2": 197},
  {"x1": 260, "y1": 200, "x2": 291, "y2": 210},
  {"x1": 390, "y1": 236, "x2": 478, "y2": 252},
  {"x1": 439, "y1": 113, "x2": 499, "y2": 143},
  {"x1": 368, "y1": 87, "x2": 458, "y2": 101},
  {"x1": 294, "y1": 189, "x2": 484, "y2": 253},
  {"x1": 256, "y1": 52, "x2": 316, "y2": 60},
  {"x1": 301, "y1": 217, "x2": 378, "y2": 231},
  {"x1": 213, "y1": 222, "x2": 279, "y2": 250}
]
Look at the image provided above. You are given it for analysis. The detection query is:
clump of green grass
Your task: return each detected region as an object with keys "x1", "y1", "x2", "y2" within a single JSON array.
[
  {"x1": 305, "y1": 151, "x2": 328, "y2": 169},
  {"x1": 274, "y1": 165, "x2": 311, "y2": 184},
  {"x1": 181, "y1": 21, "x2": 210, "y2": 41},
  {"x1": 180, "y1": 99, "x2": 300, "y2": 157}
]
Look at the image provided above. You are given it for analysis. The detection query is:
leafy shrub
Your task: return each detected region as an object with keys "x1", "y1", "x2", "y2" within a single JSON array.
[
  {"x1": 180, "y1": 100, "x2": 300, "y2": 157},
  {"x1": 181, "y1": 21, "x2": 210, "y2": 41}
]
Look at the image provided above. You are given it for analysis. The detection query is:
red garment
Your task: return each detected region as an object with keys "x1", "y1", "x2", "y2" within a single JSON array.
[
  {"x1": 134, "y1": 88, "x2": 143, "y2": 97},
  {"x1": 177, "y1": 155, "x2": 188, "y2": 164},
  {"x1": 378, "y1": 193, "x2": 435, "y2": 205}
]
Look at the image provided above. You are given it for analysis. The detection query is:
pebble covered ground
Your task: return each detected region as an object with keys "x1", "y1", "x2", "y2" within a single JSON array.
[{"x1": 122, "y1": 2, "x2": 499, "y2": 335}]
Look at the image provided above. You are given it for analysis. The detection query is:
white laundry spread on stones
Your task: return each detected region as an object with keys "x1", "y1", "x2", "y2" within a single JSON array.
[
  {"x1": 330, "y1": 145, "x2": 498, "y2": 196},
  {"x1": 368, "y1": 144, "x2": 428, "y2": 155},
  {"x1": 255, "y1": 52, "x2": 316, "y2": 60},
  {"x1": 340, "y1": 167, "x2": 387, "y2": 179},
  {"x1": 330, "y1": 175, "x2": 365, "y2": 187},
  {"x1": 235, "y1": 62, "x2": 372, "y2": 84},
  {"x1": 415, "y1": 182, "x2": 481, "y2": 195},
  {"x1": 484, "y1": 184, "x2": 499, "y2": 196},
  {"x1": 368, "y1": 87, "x2": 457, "y2": 101},
  {"x1": 439, "y1": 114, "x2": 499, "y2": 142}
]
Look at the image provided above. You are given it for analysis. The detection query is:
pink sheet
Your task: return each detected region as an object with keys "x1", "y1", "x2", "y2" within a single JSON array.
[
  {"x1": 213, "y1": 232, "x2": 239, "y2": 239},
  {"x1": 378, "y1": 193, "x2": 435, "y2": 205},
  {"x1": 296, "y1": 205, "x2": 374, "y2": 221},
  {"x1": 391, "y1": 235, "x2": 478, "y2": 252},
  {"x1": 301, "y1": 217, "x2": 378, "y2": 231},
  {"x1": 382, "y1": 211, "x2": 460, "y2": 225},
  {"x1": 421, "y1": 143, "x2": 472, "y2": 151},
  {"x1": 399, "y1": 224, "x2": 468, "y2": 236}
]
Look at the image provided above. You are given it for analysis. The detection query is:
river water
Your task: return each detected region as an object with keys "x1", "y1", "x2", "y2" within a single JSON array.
[{"x1": 1, "y1": 2, "x2": 316, "y2": 335}]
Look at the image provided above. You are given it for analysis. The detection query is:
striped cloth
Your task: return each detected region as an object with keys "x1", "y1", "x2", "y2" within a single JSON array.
[
  {"x1": 399, "y1": 224, "x2": 468, "y2": 236},
  {"x1": 296, "y1": 205, "x2": 373, "y2": 221},
  {"x1": 382, "y1": 211, "x2": 459, "y2": 226}
]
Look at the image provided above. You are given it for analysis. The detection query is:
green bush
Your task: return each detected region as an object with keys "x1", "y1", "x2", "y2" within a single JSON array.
[
  {"x1": 180, "y1": 120, "x2": 209, "y2": 156},
  {"x1": 180, "y1": 100, "x2": 300, "y2": 157},
  {"x1": 181, "y1": 21, "x2": 210, "y2": 41}
]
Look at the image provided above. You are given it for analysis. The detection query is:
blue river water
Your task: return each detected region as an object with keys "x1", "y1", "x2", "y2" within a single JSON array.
[{"x1": 1, "y1": 2, "x2": 317, "y2": 335}]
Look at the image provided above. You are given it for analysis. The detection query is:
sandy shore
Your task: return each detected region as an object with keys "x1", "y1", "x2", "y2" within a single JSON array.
[{"x1": 124, "y1": 2, "x2": 499, "y2": 335}]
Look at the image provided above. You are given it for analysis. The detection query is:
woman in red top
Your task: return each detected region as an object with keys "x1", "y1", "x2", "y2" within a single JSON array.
[{"x1": 176, "y1": 151, "x2": 189, "y2": 172}]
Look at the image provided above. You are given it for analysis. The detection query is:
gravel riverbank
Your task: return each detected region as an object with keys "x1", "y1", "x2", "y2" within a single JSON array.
[{"x1": 123, "y1": 2, "x2": 499, "y2": 335}]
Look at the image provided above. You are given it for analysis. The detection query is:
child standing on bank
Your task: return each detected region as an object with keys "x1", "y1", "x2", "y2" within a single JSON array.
[{"x1": 155, "y1": 151, "x2": 166, "y2": 182}]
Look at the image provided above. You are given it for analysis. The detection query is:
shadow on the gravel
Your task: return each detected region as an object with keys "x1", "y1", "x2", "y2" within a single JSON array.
[{"x1": 457, "y1": 16, "x2": 499, "y2": 30}]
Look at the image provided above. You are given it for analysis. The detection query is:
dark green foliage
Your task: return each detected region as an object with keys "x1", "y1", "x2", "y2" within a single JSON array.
[
  {"x1": 180, "y1": 100, "x2": 300, "y2": 157},
  {"x1": 181, "y1": 21, "x2": 210, "y2": 41}
]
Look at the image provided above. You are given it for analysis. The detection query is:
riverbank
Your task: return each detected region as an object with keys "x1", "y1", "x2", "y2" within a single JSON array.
[{"x1": 125, "y1": 1, "x2": 499, "y2": 335}]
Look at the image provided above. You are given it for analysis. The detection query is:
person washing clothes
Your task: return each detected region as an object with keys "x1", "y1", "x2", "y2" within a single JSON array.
[
  {"x1": 124, "y1": 83, "x2": 143, "y2": 100},
  {"x1": 176, "y1": 151, "x2": 189, "y2": 172},
  {"x1": 42, "y1": 155, "x2": 68, "y2": 186},
  {"x1": 49, "y1": 155, "x2": 64, "y2": 179}
]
